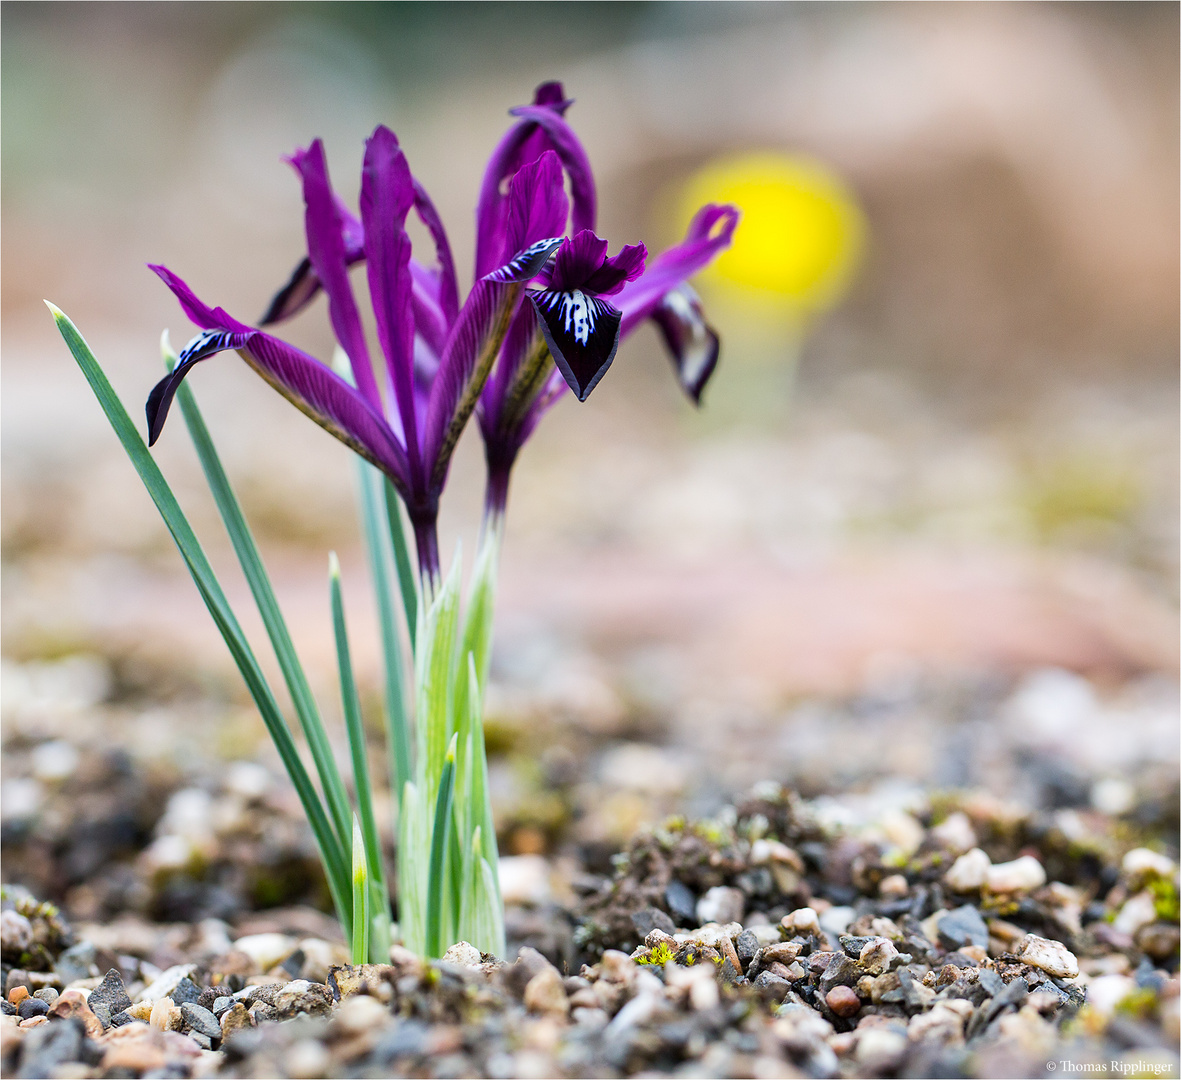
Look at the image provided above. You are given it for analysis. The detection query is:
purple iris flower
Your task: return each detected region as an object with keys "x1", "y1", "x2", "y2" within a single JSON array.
[
  {"x1": 148, "y1": 81, "x2": 738, "y2": 572},
  {"x1": 146, "y1": 128, "x2": 561, "y2": 583},
  {"x1": 472, "y1": 86, "x2": 739, "y2": 516}
]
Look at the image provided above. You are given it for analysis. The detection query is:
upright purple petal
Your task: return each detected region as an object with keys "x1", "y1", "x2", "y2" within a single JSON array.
[
  {"x1": 474, "y1": 84, "x2": 597, "y2": 276},
  {"x1": 148, "y1": 265, "x2": 409, "y2": 488},
  {"x1": 582, "y1": 242, "x2": 647, "y2": 295},
  {"x1": 292, "y1": 141, "x2": 383, "y2": 412},
  {"x1": 548, "y1": 231, "x2": 609, "y2": 291},
  {"x1": 502, "y1": 151, "x2": 569, "y2": 263},
  {"x1": 616, "y1": 204, "x2": 740, "y2": 335},
  {"x1": 360, "y1": 125, "x2": 422, "y2": 484},
  {"x1": 411, "y1": 178, "x2": 460, "y2": 325}
]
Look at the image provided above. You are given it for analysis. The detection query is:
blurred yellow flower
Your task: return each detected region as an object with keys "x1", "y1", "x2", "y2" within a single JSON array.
[{"x1": 680, "y1": 152, "x2": 865, "y2": 323}]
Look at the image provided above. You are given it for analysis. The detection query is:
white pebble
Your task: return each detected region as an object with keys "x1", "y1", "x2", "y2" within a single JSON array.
[
  {"x1": 232, "y1": 933, "x2": 297, "y2": 972},
  {"x1": 224, "y1": 761, "x2": 271, "y2": 800},
  {"x1": 695, "y1": 886, "x2": 744, "y2": 926},
  {"x1": 859, "y1": 937, "x2": 899, "y2": 976},
  {"x1": 945, "y1": 848, "x2": 991, "y2": 892},
  {"x1": 819, "y1": 905, "x2": 856, "y2": 937},
  {"x1": 856, "y1": 1027, "x2": 908, "y2": 1072},
  {"x1": 931, "y1": 812, "x2": 976, "y2": 854},
  {"x1": 1016, "y1": 934, "x2": 1078, "y2": 979},
  {"x1": 986, "y1": 855, "x2": 1046, "y2": 894},
  {"x1": 498, "y1": 855, "x2": 551, "y2": 906},
  {"x1": 31, "y1": 740, "x2": 79, "y2": 782},
  {"x1": 1091, "y1": 778, "x2": 1135, "y2": 816},
  {"x1": 442, "y1": 941, "x2": 482, "y2": 967},
  {"x1": 1122, "y1": 848, "x2": 1176, "y2": 882},
  {"x1": 285, "y1": 1038, "x2": 331, "y2": 1080},
  {"x1": 1113, "y1": 891, "x2": 1159, "y2": 936},
  {"x1": 1086, "y1": 974, "x2": 1138, "y2": 1017},
  {"x1": 781, "y1": 907, "x2": 822, "y2": 937}
]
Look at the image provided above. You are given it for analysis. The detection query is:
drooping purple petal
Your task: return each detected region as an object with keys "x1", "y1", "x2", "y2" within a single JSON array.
[
  {"x1": 360, "y1": 125, "x2": 422, "y2": 483},
  {"x1": 292, "y1": 141, "x2": 384, "y2": 412},
  {"x1": 148, "y1": 265, "x2": 409, "y2": 487},
  {"x1": 531, "y1": 288, "x2": 622, "y2": 402},
  {"x1": 258, "y1": 191, "x2": 365, "y2": 325},
  {"x1": 616, "y1": 203, "x2": 739, "y2": 335},
  {"x1": 474, "y1": 83, "x2": 597, "y2": 276},
  {"x1": 650, "y1": 284, "x2": 720, "y2": 404}
]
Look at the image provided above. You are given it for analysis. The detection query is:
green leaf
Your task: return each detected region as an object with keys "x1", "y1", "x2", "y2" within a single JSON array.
[
  {"x1": 351, "y1": 815, "x2": 370, "y2": 965},
  {"x1": 51, "y1": 305, "x2": 351, "y2": 936},
  {"x1": 383, "y1": 479, "x2": 418, "y2": 653},
  {"x1": 425, "y1": 734, "x2": 457, "y2": 959},
  {"x1": 453, "y1": 529, "x2": 499, "y2": 736},
  {"x1": 166, "y1": 333, "x2": 353, "y2": 857},
  {"x1": 356, "y1": 461, "x2": 413, "y2": 801},
  {"x1": 396, "y1": 780, "x2": 426, "y2": 956},
  {"x1": 416, "y1": 551, "x2": 461, "y2": 800},
  {"x1": 329, "y1": 552, "x2": 390, "y2": 964}
]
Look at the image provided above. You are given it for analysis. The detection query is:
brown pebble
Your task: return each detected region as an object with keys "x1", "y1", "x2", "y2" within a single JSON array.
[
  {"x1": 826, "y1": 984, "x2": 861, "y2": 1017},
  {"x1": 7, "y1": 987, "x2": 29, "y2": 1008}
]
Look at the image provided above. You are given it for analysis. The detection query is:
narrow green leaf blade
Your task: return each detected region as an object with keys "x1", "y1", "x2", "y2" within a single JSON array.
[
  {"x1": 330, "y1": 552, "x2": 389, "y2": 951},
  {"x1": 351, "y1": 815, "x2": 370, "y2": 965},
  {"x1": 425, "y1": 734, "x2": 457, "y2": 959},
  {"x1": 356, "y1": 461, "x2": 413, "y2": 800},
  {"x1": 383, "y1": 479, "x2": 418, "y2": 653},
  {"x1": 167, "y1": 334, "x2": 353, "y2": 855},
  {"x1": 51, "y1": 305, "x2": 351, "y2": 935}
]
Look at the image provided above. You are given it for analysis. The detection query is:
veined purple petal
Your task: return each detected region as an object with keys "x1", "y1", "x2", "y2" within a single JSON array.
[
  {"x1": 148, "y1": 265, "x2": 409, "y2": 488},
  {"x1": 360, "y1": 125, "x2": 422, "y2": 484},
  {"x1": 292, "y1": 141, "x2": 384, "y2": 412},
  {"x1": 502, "y1": 151, "x2": 569, "y2": 264},
  {"x1": 531, "y1": 288, "x2": 621, "y2": 402},
  {"x1": 411, "y1": 178, "x2": 459, "y2": 325},
  {"x1": 616, "y1": 203, "x2": 739, "y2": 335},
  {"x1": 650, "y1": 284, "x2": 719, "y2": 404},
  {"x1": 474, "y1": 84, "x2": 597, "y2": 277},
  {"x1": 549, "y1": 230, "x2": 646, "y2": 294},
  {"x1": 484, "y1": 237, "x2": 564, "y2": 284}
]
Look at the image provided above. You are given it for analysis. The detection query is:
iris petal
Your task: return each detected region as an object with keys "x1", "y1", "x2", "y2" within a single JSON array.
[
  {"x1": 650, "y1": 284, "x2": 719, "y2": 404},
  {"x1": 530, "y1": 288, "x2": 621, "y2": 402},
  {"x1": 147, "y1": 265, "x2": 409, "y2": 488}
]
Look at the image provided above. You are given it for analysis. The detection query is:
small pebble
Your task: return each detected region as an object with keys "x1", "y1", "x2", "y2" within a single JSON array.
[
  {"x1": 7, "y1": 986, "x2": 29, "y2": 1008},
  {"x1": 32, "y1": 988, "x2": 58, "y2": 1005},
  {"x1": 442, "y1": 941, "x2": 482, "y2": 967},
  {"x1": 17, "y1": 998, "x2": 49, "y2": 1020},
  {"x1": 945, "y1": 847, "x2": 991, "y2": 892},
  {"x1": 180, "y1": 1002, "x2": 221, "y2": 1040},
  {"x1": 826, "y1": 985, "x2": 861, "y2": 1017},
  {"x1": 1016, "y1": 934, "x2": 1079, "y2": 979},
  {"x1": 986, "y1": 855, "x2": 1046, "y2": 894},
  {"x1": 879, "y1": 874, "x2": 909, "y2": 898},
  {"x1": 696, "y1": 886, "x2": 744, "y2": 926},
  {"x1": 859, "y1": 937, "x2": 899, "y2": 975}
]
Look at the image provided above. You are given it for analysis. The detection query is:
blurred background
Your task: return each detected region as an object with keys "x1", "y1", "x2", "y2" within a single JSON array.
[{"x1": 2, "y1": 3, "x2": 1177, "y2": 915}]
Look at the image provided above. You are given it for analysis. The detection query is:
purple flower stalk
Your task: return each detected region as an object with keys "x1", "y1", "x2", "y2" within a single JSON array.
[{"x1": 146, "y1": 82, "x2": 738, "y2": 577}]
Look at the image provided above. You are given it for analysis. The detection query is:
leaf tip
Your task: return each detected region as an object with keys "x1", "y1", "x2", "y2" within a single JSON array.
[
  {"x1": 329, "y1": 550, "x2": 341, "y2": 581},
  {"x1": 44, "y1": 300, "x2": 66, "y2": 322}
]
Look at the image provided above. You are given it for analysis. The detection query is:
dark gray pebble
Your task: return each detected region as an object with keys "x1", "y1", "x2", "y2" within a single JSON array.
[
  {"x1": 753, "y1": 970, "x2": 790, "y2": 1003},
  {"x1": 18, "y1": 997, "x2": 49, "y2": 1019},
  {"x1": 839, "y1": 935, "x2": 874, "y2": 957},
  {"x1": 181, "y1": 1002, "x2": 222, "y2": 1040},
  {"x1": 818, "y1": 953, "x2": 860, "y2": 993},
  {"x1": 937, "y1": 905, "x2": 990, "y2": 950},
  {"x1": 736, "y1": 929, "x2": 760, "y2": 967},
  {"x1": 664, "y1": 881, "x2": 697, "y2": 926},
  {"x1": 16, "y1": 1016, "x2": 83, "y2": 1077},
  {"x1": 631, "y1": 906, "x2": 676, "y2": 939},
  {"x1": 171, "y1": 976, "x2": 203, "y2": 1005},
  {"x1": 1, "y1": 1000, "x2": 16, "y2": 1016},
  {"x1": 109, "y1": 1010, "x2": 135, "y2": 1028},
  {"x1": 87, "y1": 968, "x2": 132, "y2": 1020}
]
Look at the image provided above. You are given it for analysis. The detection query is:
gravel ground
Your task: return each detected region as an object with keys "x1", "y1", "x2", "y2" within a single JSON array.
[{"x1": 2, "y1": 773, "x2": 1178, "y2": 1079}]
